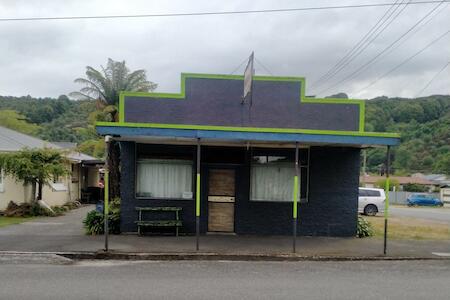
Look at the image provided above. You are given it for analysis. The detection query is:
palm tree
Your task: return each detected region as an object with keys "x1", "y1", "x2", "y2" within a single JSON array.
[{"x1": 70, "y1": 58, "x2": 157, "y2": 199}]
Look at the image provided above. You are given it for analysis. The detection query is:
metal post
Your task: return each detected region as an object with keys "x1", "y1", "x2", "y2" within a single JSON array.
[
  {"x1": 104, "y1": 135, "x2": 111, "y2": 252},
  {"x1": 383, "y1": 145, "x2": 391, "y2": 255},
  {"x1": 293, "y1": 142, "x2": 299, "y2": 253},
  {"x1": 196, "y1": 138, "x2": 201, "y2": 251}
]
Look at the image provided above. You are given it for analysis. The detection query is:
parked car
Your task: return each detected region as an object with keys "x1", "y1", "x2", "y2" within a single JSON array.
[
  {"x1": 406, "y1": 194, "x2": 443, "y2": 207},
  {"x1": 358, "y1": 187, "x2": 385, "y2": 216}
]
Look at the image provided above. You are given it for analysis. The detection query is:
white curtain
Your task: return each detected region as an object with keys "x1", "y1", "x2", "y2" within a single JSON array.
[
  {"x1": 250, "y1": 162, "x2": 296, "y2": 202},
  {"x1": 136, "y1": 159, "x2": 193, "y2": 199}
]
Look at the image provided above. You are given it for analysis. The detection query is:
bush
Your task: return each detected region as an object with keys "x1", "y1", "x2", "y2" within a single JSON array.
[
  {"x1": 83, "y1": 197, "x2": 120, "y2": 235},
  {"x1": 4, "y1": 201, "x2": 53, "y2": 217},
  {"x1": 83, "y1": 210, "x2": 105, "y2": 235},
  {"x1": 357, "y1": 216, "x2": 373, "y2": 238}
]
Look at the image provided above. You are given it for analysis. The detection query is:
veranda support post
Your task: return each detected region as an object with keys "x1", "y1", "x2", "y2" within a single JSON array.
[
  {"x1": 293, "y1": 142, "x2": 299, "y2": 253},
  {"x1": 104, "y1": 135, "x2": 111, "y2": 252},
  {"x1": 383, "y1": 145, "x2": 391, "y2": 255},
  {"x1": 196, "y1": 138, "x2": 201, "y2": 251}
]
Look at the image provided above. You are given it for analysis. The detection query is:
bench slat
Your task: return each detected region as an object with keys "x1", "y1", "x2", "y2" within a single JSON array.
[
  {"x1": 135, "y1": 220, "x2": 182, "y2": 227},
  {"x1": 135, "y1": 207, "x2": 182, "y2": 212}
]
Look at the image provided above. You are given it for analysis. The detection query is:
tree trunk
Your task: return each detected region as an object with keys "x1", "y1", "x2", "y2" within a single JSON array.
[
  {"x1": 108, "y1": 140, "x2": 121, "y2": 200},
  {"x1": 31, "y1": 181, "x2": 37, "y2": 202},
  {"x1": 37, "y1": 179, "x2": 43, "y2": 201}
]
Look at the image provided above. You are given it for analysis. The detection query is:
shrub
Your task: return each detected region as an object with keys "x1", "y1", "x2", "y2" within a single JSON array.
[
  {"x1": 4, "y1": 201, "x2": 53, "y2": 217},
  {"x1": 83, "y1": 197, "x2": 121, "y2": 235},
  {"x1": 357, "y1": 216, "x2": 373, "y2": 238},
  {"x1": 83, "y1": 210, "x2": 105, "y2": 235}
]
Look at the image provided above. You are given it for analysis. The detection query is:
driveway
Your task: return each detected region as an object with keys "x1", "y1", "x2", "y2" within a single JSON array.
[
  {"x1": 0, "y1": 205, "x2": 104, "y2": 252},
  {"x1": 390, "y1": 206, "x2": 450, "y2": 224}
]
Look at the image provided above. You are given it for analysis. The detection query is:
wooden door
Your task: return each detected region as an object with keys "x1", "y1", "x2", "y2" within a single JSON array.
[{"x1": 208, "y1": 169, "x2": 235, "y2": 232}]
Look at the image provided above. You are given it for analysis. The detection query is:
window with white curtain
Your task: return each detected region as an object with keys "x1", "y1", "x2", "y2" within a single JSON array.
[
  {"x1": 250, "y1": 150, "x2": 309, "y2": 202},
  {"x1": 136, "y1": 159, "x2": 193, "y2": 199},
  {"x1": 0, "y1": 169, "x2": 4, "y2": 193}
]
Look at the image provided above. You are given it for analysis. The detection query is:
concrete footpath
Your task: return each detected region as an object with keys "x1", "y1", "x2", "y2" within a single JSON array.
[{"x1": 0, "y1": 205, "x2": 449, "y2": 261}]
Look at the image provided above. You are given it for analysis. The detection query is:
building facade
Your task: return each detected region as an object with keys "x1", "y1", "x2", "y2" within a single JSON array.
[{"x1": 96, "y1": 73, "x2": 400, "y2": 237}]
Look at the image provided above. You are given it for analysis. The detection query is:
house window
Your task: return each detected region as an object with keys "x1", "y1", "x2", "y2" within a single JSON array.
[
  {"x1": 250, "y1": 148, "x2": 309, "y2": 202},
  {"x1": 136, "y1": 158, "x2": 193, "y2": 199},
  {"x1": 0, "y1": 169, "x2": 4, "y2": 193}
]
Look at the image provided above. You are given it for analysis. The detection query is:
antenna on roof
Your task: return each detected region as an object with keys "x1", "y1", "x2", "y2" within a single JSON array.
[{"x1": 242, "y1": 51, "x2": 254, "y2": 106}]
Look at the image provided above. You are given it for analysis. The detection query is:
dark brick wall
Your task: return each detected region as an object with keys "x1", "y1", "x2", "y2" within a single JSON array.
[{"x1": 119, "y1": 142, "x2": 360, "y2": 237}]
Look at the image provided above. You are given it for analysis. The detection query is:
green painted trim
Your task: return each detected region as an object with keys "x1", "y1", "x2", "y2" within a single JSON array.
[
  {"x1": 96, "y1": 121, "x2": 400, "y2": 138},
  {"x1": 104, "y1": 170, "x2": 109, "y2": 215},
  {"x1": 293, "y1": 175, "x2": 299, "y2": 219},
  {"x1": 196, "y1": 173, "x2": 200, "y2": 217},
  {"x1": 118, "y1": 72, "x2": 371, "y2": 134},
  {"x1": 119, "y1": 93, "x2": 125, "y2": 123},
  {"x1": 385, "y1": 177, "x2": 390, "y2": 219}
]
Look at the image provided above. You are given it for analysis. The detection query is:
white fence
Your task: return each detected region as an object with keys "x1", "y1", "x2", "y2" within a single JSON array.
[{"x1": 389, "y1": 191, "x2": 440, "y2": 205}]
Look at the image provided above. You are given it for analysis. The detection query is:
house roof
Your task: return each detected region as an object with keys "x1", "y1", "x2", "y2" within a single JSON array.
[
  {"x1": 0, "y1": 126, "x2": 60, "y2": 152},
  {"x1": 360, "y1": 175, "x2": 434, "y2": 185},
  {"x1": 0, "y1": 126, "x2": 100, "y2": 163}
]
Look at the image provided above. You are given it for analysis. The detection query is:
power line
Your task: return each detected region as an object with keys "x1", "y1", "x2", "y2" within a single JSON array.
[
  {"x1": 317, "y1": 1, "x2": 446, "y2": 96},
  {"x1": 356, "y1": 29, "x2": 450, "y2": 94},
  {"x1": 0, "y1": 1, "x2": 449, "y2": 22},
  {"x1": 310, "y1": 0, "x2": 407, "y2": 89},
  {"x1": 416, "y1": 61, "x2": 450, "y2": 96}
]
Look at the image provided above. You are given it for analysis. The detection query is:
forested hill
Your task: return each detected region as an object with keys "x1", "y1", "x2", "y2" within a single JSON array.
[
  {"x1": 364, "y1": 95, "x2": 450, "y2": 175},
  {"x1": 0, "y1": 95, "x2": 103, "y2": 157},
  {"x1": 0, "y1": 94, "x2": 449, "y2": 174}
]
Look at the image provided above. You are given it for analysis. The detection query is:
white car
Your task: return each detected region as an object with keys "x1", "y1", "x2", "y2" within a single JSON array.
[{"x1": 358, "y1": 187, "x2": 385, "y2": 216}]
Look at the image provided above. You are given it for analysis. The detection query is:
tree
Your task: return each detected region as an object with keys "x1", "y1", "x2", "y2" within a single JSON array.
[
  {"x1": 0, "y1": 110, "x2": 41, "y2": 135},
  {"x1": 70, "y1": 58, "x2": 157, "y2": 199},
  {"x1": 0, "y1": 148, "x2": 69, "y2": 202}
]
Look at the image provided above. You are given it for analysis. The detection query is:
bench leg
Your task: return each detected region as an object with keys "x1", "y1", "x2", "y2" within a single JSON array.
[
  {"x1": 176, "y1": 226, "x2": 179, "y2": 237},
  {"x1": 138, "y1": 225, "x2": 141, "y2": 236}
]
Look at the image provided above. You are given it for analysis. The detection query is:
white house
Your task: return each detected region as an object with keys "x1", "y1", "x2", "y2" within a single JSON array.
[{"x1": 0, "y1": 126, "x2": 103, "y2": 210}]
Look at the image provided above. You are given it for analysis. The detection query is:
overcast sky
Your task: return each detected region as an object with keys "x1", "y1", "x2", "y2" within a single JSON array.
[{"x1": 1, "y1": 0, "x2": 449, "y2": 99}]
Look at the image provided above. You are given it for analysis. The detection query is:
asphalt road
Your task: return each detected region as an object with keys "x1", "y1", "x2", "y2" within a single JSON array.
[
  {"x1": 390, "y1": 206, "x2": 450, "y2": 224},
  {"x1": 0, "y1": 259, "x2": 450, "y2": 300}
]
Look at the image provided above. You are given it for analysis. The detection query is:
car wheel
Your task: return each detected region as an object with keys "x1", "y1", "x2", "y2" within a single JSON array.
[{"x1": 364, "y1": 204, "x2": 378, "y2": 216}]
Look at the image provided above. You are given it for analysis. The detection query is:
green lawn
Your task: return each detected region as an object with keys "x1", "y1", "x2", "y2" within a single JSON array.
[
  {"x1": 0, "y1": 216, "x2": 35, "y2": 228},
  {"x1": 363, "y1": 215, "x2": 450, "y2": 240}
]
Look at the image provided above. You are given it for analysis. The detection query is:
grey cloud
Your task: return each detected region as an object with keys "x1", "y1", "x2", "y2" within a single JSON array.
[{"x1": 0, "y1": 0, "x2": 448, "y2": 99}]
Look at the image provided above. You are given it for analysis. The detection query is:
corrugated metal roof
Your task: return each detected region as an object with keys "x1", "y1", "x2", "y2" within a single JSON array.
[
  {"x1": 0, "y1": 126, "x2": 60, "y2": 151},
  {"x1": 0, "y1": 126, "x2": 100, "y2": 162}
]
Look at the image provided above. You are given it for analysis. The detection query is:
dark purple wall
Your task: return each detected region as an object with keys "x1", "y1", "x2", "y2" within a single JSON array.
[{"x1": 124, "y1": 77, "x2": 360, "y2": 131}]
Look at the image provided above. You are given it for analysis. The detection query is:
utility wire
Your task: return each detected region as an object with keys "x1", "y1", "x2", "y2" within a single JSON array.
[
  {"x1": 416, "y1": 61, "x2": 450, "y2": 96},
  {"x1": 312, "y1": 0, "x2": 412, "y2": 90},
  {"x1": 310, "y1": 0, "x2": 406, "y2": 88},
  {"x1": 0, "y1": 1, "x2": 449, "y2": 22},
  {"x1": 356, "y1": 4, "x2": 448, "y2": 94},
  {"x1": 317, "y1": 1, "x2": 446, "y2": 96}
]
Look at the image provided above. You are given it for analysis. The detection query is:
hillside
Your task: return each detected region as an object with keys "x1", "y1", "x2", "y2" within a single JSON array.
[
  {"x1": 365, "y1": 95, "x2": 450, "y2": 175},
  {"x1": 0, "y1": 94, "x2": 449, "y2": 174}
]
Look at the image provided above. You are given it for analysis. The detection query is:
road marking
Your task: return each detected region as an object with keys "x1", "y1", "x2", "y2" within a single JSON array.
[{"x1": 432, "y1": 252, "x2": 450, "y2": 257}]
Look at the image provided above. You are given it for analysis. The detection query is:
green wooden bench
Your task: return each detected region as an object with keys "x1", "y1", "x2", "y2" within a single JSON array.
[{"x1": 135, "y1": 207, "x2": 182, "y2": 236}]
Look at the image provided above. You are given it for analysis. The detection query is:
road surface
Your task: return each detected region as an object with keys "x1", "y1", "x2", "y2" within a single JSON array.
[
  {"x1": 0, "y1": 259, "x2": 449, "y2": 299},
  {"x1": 390, "y1": 206, "x2": 450, "y2": 224}
]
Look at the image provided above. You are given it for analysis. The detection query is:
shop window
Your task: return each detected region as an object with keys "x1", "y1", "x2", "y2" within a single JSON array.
[
  {"x1": 136, "y1": 158, "x2": 193, "y2": 199},
  {"x1": 250, "y1": 148, "x2": 309, "y2": 202}
]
